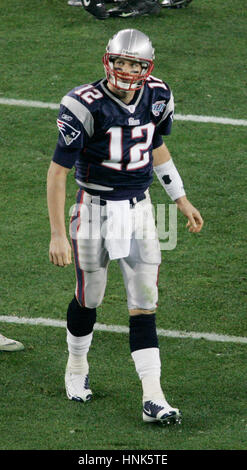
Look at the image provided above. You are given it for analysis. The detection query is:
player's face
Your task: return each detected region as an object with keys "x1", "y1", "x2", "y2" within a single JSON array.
[
  {"x1": 113, "y1": 58, "x2": 142, "y2": 79},
  {"x1": 107, "y1": 58, "x2": 143, "y2": 103}
]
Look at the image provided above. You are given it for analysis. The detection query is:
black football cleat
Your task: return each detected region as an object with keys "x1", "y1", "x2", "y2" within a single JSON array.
[
  {"x1": 82, "y1": 0, "x2": 109, "y2": 19},
  {"x1": 143, "y1": 399, "x2": 182, "y2": 425}
]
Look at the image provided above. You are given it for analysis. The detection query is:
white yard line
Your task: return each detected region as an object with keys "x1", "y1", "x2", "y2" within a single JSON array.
[
  {"x1": 174, "y1": 113, "x2": 247, "y2": 127},
  {"x1": 0, "y1": 98, "x2": 59, "y2": 110},
  {"x1": 0, "y1": 97, "x2": 246, "y2": 126},
  {"x1": 0, "y1": 315, "x2": 246, "y2": 345}
]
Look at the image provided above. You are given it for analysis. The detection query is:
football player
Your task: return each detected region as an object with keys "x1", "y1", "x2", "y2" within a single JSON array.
[
  {"x1": 67, "y1": 0, "x2": 192, "y2": 20},
  {"x1": 68, "y1": 0, "x2": 161, "y2": 19},
  {"x1": 47, "y1": 29, "x2": 203, "y2": 425}
]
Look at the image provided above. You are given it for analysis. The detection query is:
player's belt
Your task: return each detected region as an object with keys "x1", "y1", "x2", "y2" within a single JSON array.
[{"x1": 92, "y1": 192, "x2": 147, "y2": 208}]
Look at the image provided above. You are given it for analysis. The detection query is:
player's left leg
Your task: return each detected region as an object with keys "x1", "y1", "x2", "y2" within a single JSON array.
[
  {"x1": 120, "y1": 264, "x2": 181, "y2": 424},
  {"x1": 129, "y1": 312, "x2": 182, "y2": 425},
  {"x1": 119, "y1": 198, "x2": 181, "y2": 424}
]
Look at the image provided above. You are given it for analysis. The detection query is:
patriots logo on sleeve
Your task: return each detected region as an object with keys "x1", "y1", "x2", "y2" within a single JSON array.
[{"x1": 57, "y1": 119, "x2": 81, "y2": 146}]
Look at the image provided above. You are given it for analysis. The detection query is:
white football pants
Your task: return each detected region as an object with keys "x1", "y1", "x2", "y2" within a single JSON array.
[{"x1": 70, "y1": 189, "x2": 161, "y2": 310}]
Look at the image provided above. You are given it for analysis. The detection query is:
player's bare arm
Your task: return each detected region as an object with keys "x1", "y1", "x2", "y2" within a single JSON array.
[
  {"x1": 153, "y1": 143, "x2": 204, "y2": 233},
  {"x1": 152, "y1": 141, "x2": 172, "y2": 165},
  {"x1": 47, "y1": 161, "x2": 72, "y2": 267}
]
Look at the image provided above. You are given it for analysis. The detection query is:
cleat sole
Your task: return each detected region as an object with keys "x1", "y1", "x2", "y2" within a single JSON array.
[
  {"x1": 70, "y1": 393, "x2": 92, "y2": 403},
  {"x1": 67, "y1": 391, "x2": 93, "y2": 402},
  {"x1": 143, "y1": 410, "x2": 182, "y2": 425}
]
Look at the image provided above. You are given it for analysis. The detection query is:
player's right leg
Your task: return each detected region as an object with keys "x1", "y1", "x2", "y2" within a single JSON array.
[
  {"x1": 65, "y1": 297, "x2": 95, "y2": 402},
  {"x1": 65, "y1": 190, "x2": 109, "y2": 402}
]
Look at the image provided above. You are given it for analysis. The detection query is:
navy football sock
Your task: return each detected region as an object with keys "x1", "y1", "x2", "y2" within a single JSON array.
[
  {"x1": 67, "y1": 296, "x2": 96, "y2": 337},
  {"x1": 129, "y1": 314, "x2": 159, "y2": 353}
]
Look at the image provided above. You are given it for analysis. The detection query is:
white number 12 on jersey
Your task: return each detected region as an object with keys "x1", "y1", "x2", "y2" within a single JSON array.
[{"x1": 102, "y1": 122, "x2": 155, "y2": 171}]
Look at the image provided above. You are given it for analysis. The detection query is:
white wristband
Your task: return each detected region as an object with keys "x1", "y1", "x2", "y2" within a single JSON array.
[{"x1": 154, "y1": 159, "x2": 186, "y2": 201}]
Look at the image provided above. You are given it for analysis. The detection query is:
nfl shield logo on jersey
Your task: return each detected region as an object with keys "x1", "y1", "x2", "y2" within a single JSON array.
[{"x1": 57, "y1": 119, "x2": 81, "y2": 145}]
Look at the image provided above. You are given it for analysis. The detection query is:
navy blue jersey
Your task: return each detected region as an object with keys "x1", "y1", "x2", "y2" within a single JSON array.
[{"x1": 53, "y1": 75, "x2": 174, "y2": 200}]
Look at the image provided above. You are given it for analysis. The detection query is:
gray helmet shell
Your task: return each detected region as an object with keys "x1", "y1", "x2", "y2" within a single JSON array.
[
  {"x1": 106, "y1": 29, "x2": 155, "y2": 62},
  {"x1": 103, "y1": 29, "x2": 155, "y2": 91}
]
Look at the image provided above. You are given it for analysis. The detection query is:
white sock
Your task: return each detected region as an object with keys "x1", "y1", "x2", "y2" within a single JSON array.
[
  {"x1": 66, "y1": 329, "x2": 93, "y2": 375},
  {"x1": 66, "y1": 353, "x2": 89, "y2": 375},
  {"x1": 131, "y1": 347, "x2": 165, "y2": 403},
  {"x1": 141, "y1": 375, "x2": 165, "y2": 403}
]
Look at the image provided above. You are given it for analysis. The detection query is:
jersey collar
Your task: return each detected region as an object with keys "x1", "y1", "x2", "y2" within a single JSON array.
[{"x1": 99, "y1": 79, "x2": 144, "y2": 114}]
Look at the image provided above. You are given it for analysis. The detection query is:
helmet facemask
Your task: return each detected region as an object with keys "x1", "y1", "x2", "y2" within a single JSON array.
[{"x1": 103, "y1": 53, "x2": 154, "y2": 91}]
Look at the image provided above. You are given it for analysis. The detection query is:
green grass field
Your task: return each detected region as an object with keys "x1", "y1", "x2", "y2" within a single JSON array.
[{"x1": 0, "y1": 0, "x2": 246, "y2": 453}]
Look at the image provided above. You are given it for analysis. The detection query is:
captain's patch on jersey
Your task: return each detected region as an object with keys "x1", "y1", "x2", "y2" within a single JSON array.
[{"x1": 57, "y1": 119, "x2": 81, "y2": 145}]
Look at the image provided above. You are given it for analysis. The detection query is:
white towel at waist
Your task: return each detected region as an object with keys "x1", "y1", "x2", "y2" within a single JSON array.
[{"x1": 104, "y1": 200, "x2": 132, "y2": 260}]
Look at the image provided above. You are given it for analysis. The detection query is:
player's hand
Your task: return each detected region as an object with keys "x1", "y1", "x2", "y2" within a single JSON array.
[
  {"x1": 176, "y1": 196, "x2": 204, "y2": 233},
  {"x1": 49, "y1": 235, "x2": 72, "y2": 267}
]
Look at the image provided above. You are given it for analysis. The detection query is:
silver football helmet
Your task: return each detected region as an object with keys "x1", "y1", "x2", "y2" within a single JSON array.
[
  {"x1": 103, "y1": 29, "x2": 155, "y2": 91},
  {"x1": 161, "y1": 0, "x2": 192, "y2": 7}
]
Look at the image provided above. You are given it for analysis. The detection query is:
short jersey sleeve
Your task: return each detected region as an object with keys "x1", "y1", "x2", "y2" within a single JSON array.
[
  {"x1": 155, "y1": 90, "x2": 174, "y2": 136},
  {"x1": 152, "y1": 129, "x2": 163, "y2": 149},
  {"x1": 52, "y1": 91, "x2": 94, "y2": 169},
  {"x1": 148, "y1": 76, "x2": 174, "y2": 136}
]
